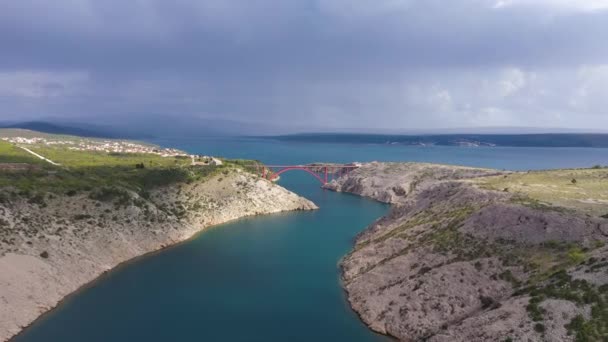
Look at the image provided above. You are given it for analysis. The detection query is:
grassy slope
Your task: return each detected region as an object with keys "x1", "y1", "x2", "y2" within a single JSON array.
[
  {"x1": 477, "y1": 168, "x2": 608, "y2": 216},
  {"x1": 0, "y1": 141, "x2": 46, "y2": 165},
  {"x1": 471, "y1": 169, "x2": 608, "y2": 339},
  {"x1": 0, "y1": 133, "x2": 263, "y2": 257},
  {"x1": 0, "y1": 138, "x2": 256, "y2": 197}
]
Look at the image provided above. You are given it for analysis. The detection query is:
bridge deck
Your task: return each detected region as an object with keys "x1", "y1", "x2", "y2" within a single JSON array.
[{"x1": 255, "y1": 163, "x2": 360, "y2": 185}]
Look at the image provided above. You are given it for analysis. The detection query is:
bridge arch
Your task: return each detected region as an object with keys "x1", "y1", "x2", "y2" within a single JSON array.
[
  {"x1": 256, "y1": 163, "x2": 358, "y2": 186},
  {"x1": 269, "y1": 166, "x2": 327, "y2": 184}
]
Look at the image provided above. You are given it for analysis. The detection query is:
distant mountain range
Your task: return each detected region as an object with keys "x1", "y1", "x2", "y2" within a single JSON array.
[
  {"x1": 0, "y1": 118, "x2": 285, "y2": 138},
  {"x1": 0, "y1": 121, "x2": 122, "y2": 139},
  {"x1": 270, "y1": 133, "x2": 608, "y2": 148},
  {"x1": 3, "y1": 121, "x2": 608, "y2": 148}
]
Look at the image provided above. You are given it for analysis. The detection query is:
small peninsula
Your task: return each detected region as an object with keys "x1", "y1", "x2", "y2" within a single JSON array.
[
  {"x1": 326, "y1": 162, "x2": 608, "y2": 341},
  {"x1": 0, "y1": 130, "x2": 316, "y2": 341}
]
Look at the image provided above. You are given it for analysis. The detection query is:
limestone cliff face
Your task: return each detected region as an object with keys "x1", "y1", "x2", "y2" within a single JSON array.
[
  {"x1": 0, "y1": 170, "x2": 316, "y2": 342},
  {"x1": 324, "y1": 162, "x2": 502, "y2": 204},
  {"x1": 325, "y1": 162, "x2": 608, "y2": 342}
]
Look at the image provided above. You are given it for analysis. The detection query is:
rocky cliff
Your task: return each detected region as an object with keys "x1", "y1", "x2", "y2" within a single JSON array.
[
  {"x1": 325, "y1": 162, "x2": 608, "y2": 341},
  {"x1": 0, "y1": 170, "x2": 316, "y2": 341}
]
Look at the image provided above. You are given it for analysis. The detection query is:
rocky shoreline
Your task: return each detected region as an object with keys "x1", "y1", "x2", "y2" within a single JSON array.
[
  {"x1": 325, "y1": 162, "x2": 608, "y2": 341},
  {"x1": 0, "y1": 170, "x2": 316, "y2": 341}
]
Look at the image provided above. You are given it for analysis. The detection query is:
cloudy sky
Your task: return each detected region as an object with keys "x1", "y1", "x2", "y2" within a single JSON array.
[{"x1": 1, "y1": 0, "x2": 608, "y2": 133}]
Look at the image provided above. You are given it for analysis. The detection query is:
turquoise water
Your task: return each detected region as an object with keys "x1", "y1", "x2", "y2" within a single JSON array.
[
  {"x1": 152, "y1": 137, "x2": 607, "y2": 170},
  {"x1": 13, "y1": 138, "x2": 607, "y2": 341}
]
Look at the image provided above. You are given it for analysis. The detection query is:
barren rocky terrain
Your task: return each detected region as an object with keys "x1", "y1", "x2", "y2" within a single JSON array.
[
  {"x1": 0, "y1": 170, "x2": 316, "y2": 341},
  {"x1": 325, "y1": 162, "x2": 608, "y2": 341}
]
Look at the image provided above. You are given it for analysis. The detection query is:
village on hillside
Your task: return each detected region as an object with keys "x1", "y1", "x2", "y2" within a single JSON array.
[{"x1": 0, "y1": 135, "x2": 223, "y2": 166}]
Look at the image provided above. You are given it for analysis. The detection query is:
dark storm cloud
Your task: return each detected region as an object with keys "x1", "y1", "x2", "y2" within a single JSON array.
[
  {"x1": 2, "y1": 1, "x2": 607, "y2": 71},
  {"x1": 1, "y1": 0, "x2": 608, "y2": 131}
]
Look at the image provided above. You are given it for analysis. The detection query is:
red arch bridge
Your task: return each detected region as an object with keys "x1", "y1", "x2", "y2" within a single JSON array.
[{"x1": 254, "y1": 163, "x2": 360, "y2": 185}]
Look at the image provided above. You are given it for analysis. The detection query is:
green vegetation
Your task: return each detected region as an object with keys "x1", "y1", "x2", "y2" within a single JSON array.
[
  {"x1": 0, "y1": 141, "x2": 45, "y2": 165},
  {"x1": 0, "y1": 139, "x2": 257, "y2": 196},
  {"x1": 534, "y1": 323, "x2": 546, "y2": 333},
  {"x1": 356, "y1": 197, "x2": 607, "y2": 339},
  {"x1": 567, "y1": 247, "x2": 587, "y2": 264},
  {"x1": 222, "y1": 158, "x2": 261, "y2": 174},
  {"x1": 359, "y1": 197, "x2": 599, "y2": 292},
  {"x1": 89, "y1": 186, "x2": 130, "y2": 202},
  {"x1": 373, "y1": 209, "x2": 443, "y2": 244},
  {"x1": 509, "y1": 194, "x2": 570, "y2": 213},
  {"x1": 477, "y1": 168, "x2": 608, "y2": 216},
  {"x1": 498, "y1": 270, "x2": 521, "y2": 287},
  {"x1": 518, "y1": 269, "x2": 608, "y2": 341}
]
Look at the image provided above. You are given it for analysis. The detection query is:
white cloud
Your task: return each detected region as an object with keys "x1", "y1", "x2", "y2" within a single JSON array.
[
  {"x1": 568, "y1": 64, "x2": 608, "y2": 111},
  {"x1": 493, "y1": 0, "x2": 608, "y2": 12},
  {"x1": 497, "y1": 68, "x2": 527, "y2": 97},
  {"x1": 429, "y1": 89, "x2": 453, "y2": 112}
]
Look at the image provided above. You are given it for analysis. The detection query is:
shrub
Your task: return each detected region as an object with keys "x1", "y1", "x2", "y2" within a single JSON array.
[
  {"x1": 28, "y1": 192, "x2": 46, "y2": 205},
  {"x1": 534, "y1": 323, "x2": 545, "y2": 333},
  {"x1": 474, "y1": 261, "x2": 483, "y2": 271},
  {"x1": 567, "y1": 248, "x2": 586, "y2": 264},
  {"x1": 89, "y1": 186, "x2": 129, "y2": 203},
  {"x1": 139, "y1": 168, "x2": 192, "y2": 188},
  {"x1": 526, "y1": 297, "x2": 546, "y2": 322},
  {"x1": 40, "y1": 251, "x2": 49, "y2": 259},
  {"x1": 542, "y1": 240, "x2": 561, "y2": 249},
  {"x1": 480, "y1": 295, "x2": 500, "y2": 310},
  {"x1": 0, "y1": 192, "x2": 10, "y2": 204},
  {"x1": 499, "y1": 270, "x2": 521, "y2": 287},
  {"x1": 418, "y1": 266, "x2": 432, "y2": 275},
  {"x1": 139, "y1": 190, "x2": 151, "y2": 199}
]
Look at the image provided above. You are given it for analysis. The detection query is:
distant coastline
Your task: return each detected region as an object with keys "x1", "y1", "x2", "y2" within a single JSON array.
[{"x1": 267, "y1": 133, "x2": 608, "y2": 148}]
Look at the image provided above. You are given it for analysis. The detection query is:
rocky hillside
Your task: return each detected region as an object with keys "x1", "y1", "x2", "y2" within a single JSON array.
[
  {"x1": 325, "y1": 162, "x2": 608, "y2": 342},
  {"x1": 0, "y1": 169, "x2": 315, "y2": 341}
]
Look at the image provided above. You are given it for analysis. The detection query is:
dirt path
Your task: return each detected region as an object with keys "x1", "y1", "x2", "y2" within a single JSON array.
[{"x1": 17, "y1": 146, "x2": 61, "y2": 166}]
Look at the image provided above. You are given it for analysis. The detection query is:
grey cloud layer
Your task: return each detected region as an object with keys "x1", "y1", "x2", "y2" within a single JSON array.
[{"x1": 1, "y1": 0, "x2": 607, "y2": 131}]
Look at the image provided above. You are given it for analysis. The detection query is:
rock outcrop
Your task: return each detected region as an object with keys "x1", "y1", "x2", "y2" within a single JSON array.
[
  {"x1": 326, "y1": 162, "x2": 608, "y2": 341},
  {"x1": 0, "y1": 170, "x2": 316, "y2": 341}
]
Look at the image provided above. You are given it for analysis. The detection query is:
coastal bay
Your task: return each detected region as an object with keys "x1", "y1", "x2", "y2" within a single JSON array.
[
  {"x1": 0, "y1": 134, "x2": 317, "y2": 341},
  {"x1": 4, "y1": 2, "x2": 608, "y2": 340},
  {"x1": 4, "y1": 134, "x2": 608, "y2": 341}
]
